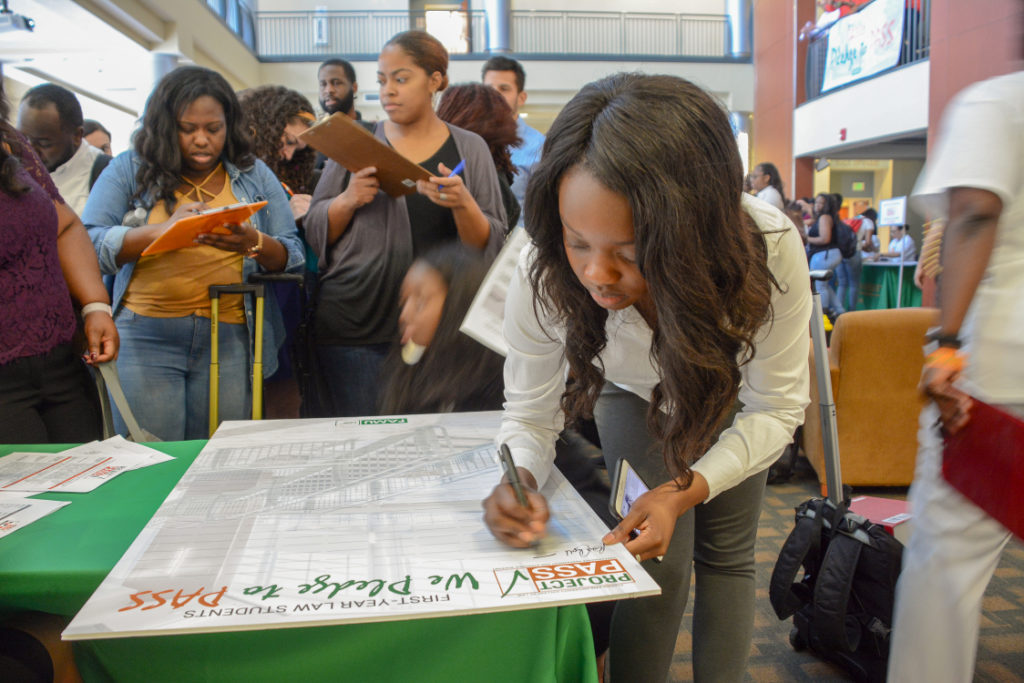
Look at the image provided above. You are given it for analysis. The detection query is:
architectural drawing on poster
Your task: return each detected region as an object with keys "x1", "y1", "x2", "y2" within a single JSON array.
[{"x1": 65, "y1": 412, "x2": 659, "y2": 640}]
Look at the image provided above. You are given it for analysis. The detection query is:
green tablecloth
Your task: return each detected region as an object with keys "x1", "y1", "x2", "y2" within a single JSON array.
[
  {"x1": 0, "y1": 442, "x2": 597, "y2": 683},
  {"x1": 858, "y1": 260, "x2": 923, "y2": 310}
]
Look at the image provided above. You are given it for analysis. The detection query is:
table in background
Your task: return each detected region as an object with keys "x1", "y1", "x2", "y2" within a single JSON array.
[
  {"x1": 858, "y1": 260, "x2": 922, "y2": 310},
  {"x1": 0, "y1": 442, "x2": 597, "y2": 683}
]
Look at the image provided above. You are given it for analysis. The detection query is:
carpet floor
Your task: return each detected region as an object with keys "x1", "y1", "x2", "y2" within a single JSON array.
[{"x1": 665, "y1": 459, "x2": 1024, "y2": 682}]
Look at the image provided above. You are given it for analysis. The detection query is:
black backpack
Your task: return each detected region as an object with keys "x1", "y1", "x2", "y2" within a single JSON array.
[
  {"x1": 769, "y1": 497, "x2": 904, "y2": 682},
  {"x1": 836, "y1": 220, "x2": 858, "y2": 259}
]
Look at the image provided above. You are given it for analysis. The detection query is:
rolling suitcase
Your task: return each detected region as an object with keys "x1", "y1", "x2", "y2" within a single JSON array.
[
  {"x1": 768, "y1": 270, "x2": 904, "y2": 683},
  {"x1": 208, "y1": 281, "x2": 267, "y2": 436}
]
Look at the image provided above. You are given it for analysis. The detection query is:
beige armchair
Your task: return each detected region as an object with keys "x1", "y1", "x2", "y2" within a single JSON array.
[{"x1": 802, "y1": 308, "x2": 938, "y2": 492}]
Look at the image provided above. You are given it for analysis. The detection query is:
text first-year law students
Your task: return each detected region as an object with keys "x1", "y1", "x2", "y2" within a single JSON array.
[
  {"x1": 83, "y1": 66, "x2": 304, "y2": 441},
  {"x1": 304, "y1": 30, "x2": 507, "y2": 418},
  {"x1": 482, "y1": 74, "x2": 812, "y2": 683}
]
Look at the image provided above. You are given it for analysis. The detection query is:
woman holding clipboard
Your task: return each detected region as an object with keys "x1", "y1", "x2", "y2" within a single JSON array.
[
  {"x1": 304, "y1": 30, "x2": 506, "y2": 418},
  {"x1": 482, "y1": 74, "x2": 811, "y2": 682},
  {"x1": 83, "y1": 66, "x2": 304, "y2": 441}
]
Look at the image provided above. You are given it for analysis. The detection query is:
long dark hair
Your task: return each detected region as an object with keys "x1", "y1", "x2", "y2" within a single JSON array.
[
  {"x1": 524, "y1": 73, "x2": 779, "y2": 484},
  {"x1": 814, "y1": 192, "x2": 841, "y2": 223},
  {"x1": 133, "y1": 66, "x2": 254, "y2": 211},
  {"x1": 0, "y1": 72, "x2": 29, "y2": 197},
  {"x1": 238, "y1": 85, "x2": 317, "y2": 194},
  {"x1": 437, "y1": 83, "x2": 520, "y2": 178},
  {"x1": 379, "y1": 243, "x2": 504, "y2": 415},
  {"x1": 756, "y1": 162, "x2": 785, "y2": 199}
]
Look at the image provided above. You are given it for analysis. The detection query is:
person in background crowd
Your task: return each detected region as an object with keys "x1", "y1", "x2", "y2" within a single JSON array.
[
  {"x1": 483, "y1": 73, "x2": 811, "y2": 683},
  {"x1": 318, "y1": 58, "x2": 360, "y2": 119},
  {"x1": 17, "y1": 83, "x2": 112, "y2": 215},
  {"x1": 304, "y1": 30, "x2": 506, "y2": 418},
  {"x1": 238, "y1": 85, "x2": 318, "y2": 220},
  {"x1": 796, "y1": 196, "x2": 815, "y2": 227},
  {"x1": 313, "y1": 58, "x2": 366, "y2": 190},
  {"x1": 806, "y1": 191, "x2": 846, "y2": 316},
  {"x1": 743, "y1": 172, "x2": 756, "y2": 195},
  {"x1": 750, "y1": 161, "x2": 786, "y2": 211},
  {"x1": 83, "y1": 119, "x2": 112, "y2": 156},
  {"x1": 83, "y1": 66, "x2": 304, "y2": 441},
  {"x1": 379, "y1": 242, "x2": 503, "y2": 415},
  {"x1": 785, "y1": 200, "x2": 809, "y2": 245},
  {"x1": 888, "y1": 69, "x2": 1024, "y2": 683},
  {"x1": 437, "y1": 82, "x2": 522, "y2": 229},
  {"x1": 0, "y1": 75, "x2": 118, "y2": 444},
  {"x1": 237, "y1": 85, "x2": 320, "y2": 420},
  {"x1": 856, "y1": 206, "x2": 879, "y2": 254},
  {"x1": 482, "y1": 56, "x2": 543, "y2": 222},
  {"x1": 878, "y1": 223, "x2": 917, "y2": 260}
]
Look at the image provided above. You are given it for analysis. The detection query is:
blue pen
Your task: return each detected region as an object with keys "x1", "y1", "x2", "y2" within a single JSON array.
[
  {"x1": 437, "y1": 160, "x2": 465, "y2": 201},
  {"x1": 447, "y1": 160, "x2": 466, "y2": 177}
]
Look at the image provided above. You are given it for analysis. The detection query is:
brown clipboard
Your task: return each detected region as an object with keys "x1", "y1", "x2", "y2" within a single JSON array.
[
  {"x1": 140, "y1": 201, "x2": 268, "y2": 257},
  {"x1": 298, "y1": 113, "x2": 431, "y2": 197}
]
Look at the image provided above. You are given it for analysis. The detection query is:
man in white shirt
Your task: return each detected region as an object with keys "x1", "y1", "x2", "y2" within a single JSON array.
[
  {"x1": 880, "y1": 223, "x2": 917, "y2": 260},
  {"x1": 888, "y1": 70, "x2": 1024, "y2": 683},
  {"x1": 17, "y1": 83, "x2": 110, "y2": 215},
  {"x1": 482, "y1": 56, "x2": 544, "y2": 222}
]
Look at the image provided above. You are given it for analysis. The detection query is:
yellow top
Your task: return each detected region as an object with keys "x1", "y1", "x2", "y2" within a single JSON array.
[{"x1": 123, "y1": 170, "x2": 245, "y2": 323}]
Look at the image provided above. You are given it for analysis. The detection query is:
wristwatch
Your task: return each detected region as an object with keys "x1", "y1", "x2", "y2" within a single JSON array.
[{"x1": 925, "y1": 326, "x2": 962, "y2": 350}]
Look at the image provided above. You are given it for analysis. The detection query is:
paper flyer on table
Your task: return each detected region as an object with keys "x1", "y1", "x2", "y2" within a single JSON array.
[
  {"x1": 64, "y1": 413, "x2": 659, "y2": 640},
  {"x1": 0, "y1": 493, "x2": 70, "y2": 539},
  {"x1": 459, "y1": 226, "x2": 530, "y2": 357},
  {"x1": 0, "y1": 436, "x2": 173, "y2": 493}
]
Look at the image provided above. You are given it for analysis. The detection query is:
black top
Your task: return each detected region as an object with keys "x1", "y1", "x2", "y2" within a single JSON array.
[
  {"x1": 404, "y1": 134, "x2": 460, "y2": 257},
  {"x1": 807, "y1": 216, "x2": 836, "y2": 257}
]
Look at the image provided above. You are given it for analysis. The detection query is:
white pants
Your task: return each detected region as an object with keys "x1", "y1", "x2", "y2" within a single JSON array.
[{"x1": 887, "y1": 401, "x2": 1019, "y2": 682}]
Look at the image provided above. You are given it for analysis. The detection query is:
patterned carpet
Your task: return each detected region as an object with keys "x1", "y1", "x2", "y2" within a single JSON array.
[{"x1": 665, "y1": 460, "x2": 1024, "y2": 682}]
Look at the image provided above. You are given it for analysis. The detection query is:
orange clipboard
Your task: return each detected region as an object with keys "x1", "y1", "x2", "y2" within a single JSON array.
[
  {"x1": 943, "y1": 398, "x2": 1024, "y2": 540},
  {"x1": 297, "y1": 113, "x2": 431, "y2": 197},
  {"x1": 140, "y1": 201, "x2": 268, "y2": 257}
]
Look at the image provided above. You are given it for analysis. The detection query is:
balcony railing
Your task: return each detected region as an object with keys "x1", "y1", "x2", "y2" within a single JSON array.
[
  {"x1": 804, "y1": 0, "x2": 930, "y2": 101},
  {"x1": 254, "y1": 10, "x2": 735, "y2": 62}
]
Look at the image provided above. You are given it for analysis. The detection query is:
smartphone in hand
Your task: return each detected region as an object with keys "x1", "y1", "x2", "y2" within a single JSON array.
[
  {"x1": 609, "y1": 459, "x2": 649, "y2": 530},
  {"x1": 609, "y1": 459, "x2": 663, "y2": 561}
]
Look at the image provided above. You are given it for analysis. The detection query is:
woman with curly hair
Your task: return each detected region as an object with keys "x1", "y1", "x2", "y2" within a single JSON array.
[
  {"x1": 482, "y1": 74, "x2": 812, "y2": 682},
  {"x1": 83, "y1": 66, "x2": 304, "y2": 440},
  {"x1": 238, "y1": 85, "x2": 317, "y2": 221},
  {"x1": 437, "y1": 82, "x2": 522, "y2": 228}
]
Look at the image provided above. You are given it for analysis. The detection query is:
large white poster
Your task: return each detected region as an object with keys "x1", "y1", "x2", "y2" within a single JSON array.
[
  {"x1": 64, "y1": 413, "x2": 659, "y2": 640},
  {"x1": 822, "y1": 0, "x2": 905, "y2": 93}
]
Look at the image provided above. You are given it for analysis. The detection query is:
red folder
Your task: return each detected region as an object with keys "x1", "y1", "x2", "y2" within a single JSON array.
[{"x1": 942, "y1": 398, "x2": 1024, "y2": 541}]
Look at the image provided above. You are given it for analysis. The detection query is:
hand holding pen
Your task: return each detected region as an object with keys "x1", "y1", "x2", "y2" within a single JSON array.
[
  {"x1": 417, "y1": 160, "x2": 466, "y2": 208},
  {"x1": 482, "y1": 443, "x2": 550, "y2": 548}
]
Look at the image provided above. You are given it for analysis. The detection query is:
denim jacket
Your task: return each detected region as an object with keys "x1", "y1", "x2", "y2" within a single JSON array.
[{"x1": 83, "y1": 151, "x2": 305, "y2": 377}]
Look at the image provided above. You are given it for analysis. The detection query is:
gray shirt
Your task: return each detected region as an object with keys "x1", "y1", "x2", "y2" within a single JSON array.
[{"x1": 304, "y1": 122, "x2": 507, "y2": 345}]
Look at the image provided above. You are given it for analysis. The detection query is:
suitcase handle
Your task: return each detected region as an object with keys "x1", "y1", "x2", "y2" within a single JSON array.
[{"x1": 209, "y1": 284, "x2": 265, "y2": 435}]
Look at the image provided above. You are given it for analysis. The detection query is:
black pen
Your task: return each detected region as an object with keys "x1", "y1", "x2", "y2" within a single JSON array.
[{"x1": 498, "y1": 443, "x2": 530, "y2": 509}]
